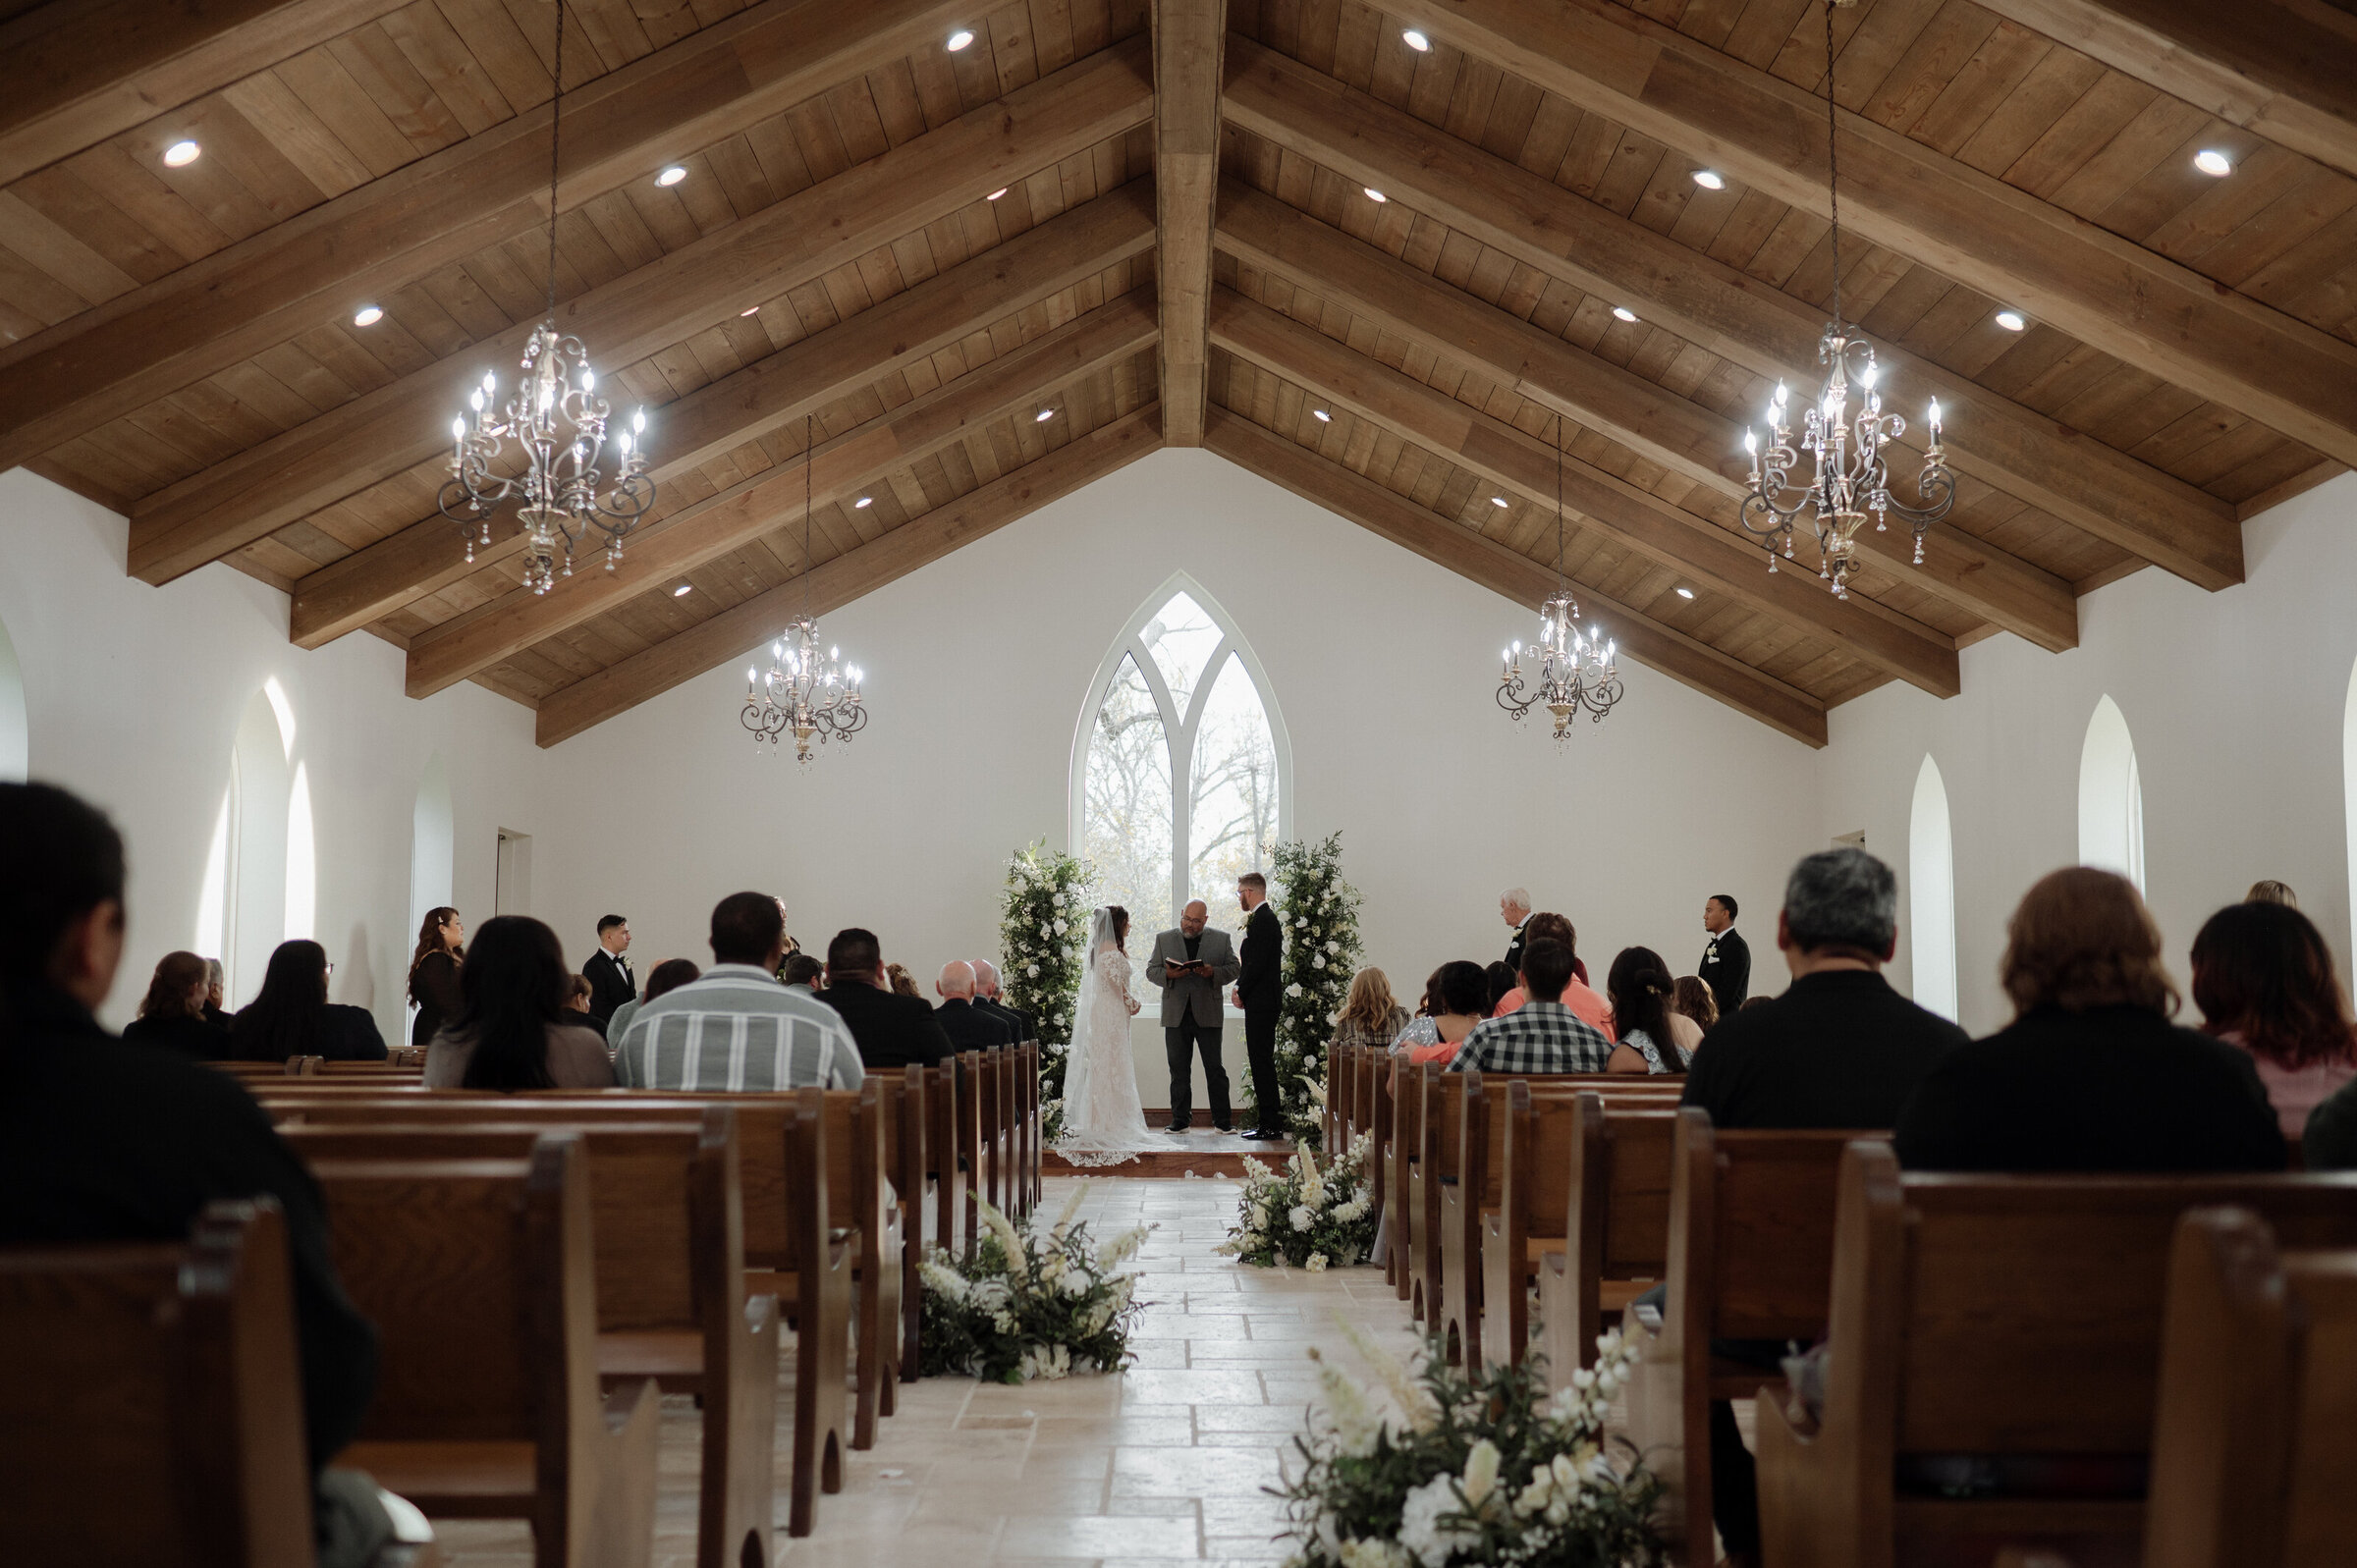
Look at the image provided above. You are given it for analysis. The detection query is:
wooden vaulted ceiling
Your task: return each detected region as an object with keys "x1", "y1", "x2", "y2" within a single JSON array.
[{"x1": 3, "y1": 0, "x2": 2352, "y2": 749}]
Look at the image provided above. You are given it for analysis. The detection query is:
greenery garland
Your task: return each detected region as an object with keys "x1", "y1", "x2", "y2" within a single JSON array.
[
  {"x1": 1000, "y1": 839, "x2": 1094, "y2": 1139},
  {"x1": 916, "y1": 1188, "x2": 1150, "y2": 1383},
  {"x1": 1219, "y1": 1129, "x2": 1378, "y2": 1270},
  {"x1": 1252, "y1": 832, "x2": 1365, "y2": 1145}
]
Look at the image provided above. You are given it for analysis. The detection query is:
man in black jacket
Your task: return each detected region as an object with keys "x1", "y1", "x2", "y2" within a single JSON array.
[
  {"x1": 1233, "y1": 872, "x2": 1286, "y2": 1140},
  {"x1": 934, "y1": 960, "x2": 1014, "y2": 1053},
  {"x1": 971, "y1": 958, "x2": 1034, "y2": 1042},
  {"x1": 1698, "y1": 892, "x2": 1751, "y2": 1016},
  {"x1": 817, "y1": 927, "x2": 954, "y2": 1070},
  {"x1": 582, "y1": 914, "x2": 635, "y2": 1028}
]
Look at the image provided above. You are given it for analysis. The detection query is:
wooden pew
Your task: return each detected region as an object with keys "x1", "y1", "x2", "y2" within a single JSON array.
[
  {"x1": 1620, "y1": 1109, "x2": 1874, "y2": 1564},
  {"x1": 874, "y1": 1064, "x2": 931, "y2": 1379},
  {"x1": 923, "y1": 1059, "x2": 969, "y2": 1263},
  {"x1": 1755, "y1": 1145, "x2": 2357, "y2": 1568},
  {"x1": 0, "y1": 1201, "x2": 326, "y2": 1566},
  {"x1": 314, "y1": 1133, "x2": 661, "y2": 1568},
  {"x1": 1522, "y1": 1090, "x2": 1678, "y2": 1378},
  {"x1": 281, "y1": 1111, "x2": 774, "y2": 1568}
]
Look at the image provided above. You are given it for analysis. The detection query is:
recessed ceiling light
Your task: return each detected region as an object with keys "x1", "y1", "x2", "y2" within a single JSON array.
[
  {"x1": 1994, "y1": 308, "x2": 2027, "y2": 332},
  {"x1": 2194, "y1": 148, "x2": 2234, "y2": 178},
  {"x1": 854, "y1": 495, "x2": 873, "y2": 509},
  {"x1": 947, "y1": 27, "x2": 975, "y2": 50},
  {"x1": 1674, "y1": 586, "x2": 1696, "y2": 600},
  {"x1": 352, "y1": 304, "x2": 384, "y2": 327},
  {"x1": 163, "y1": 139, "x2": 200, "y2": 167},
  {"x1": 986, "y1": 187, "x2": 1009, "y2": 200},
  {"x1": 1313, "y1": 408, "x2": 1332, "y2": 422},
  {"x1": 1611, "y1": 305, "x2": 1638, "y2": 323},
  {"x1": 1691, "y1": 169, "x2": 1725, "y2": 190},
  {"x1": 1035, "y1": 406, "x2": 1055, "y2": 422},
  {"x1": 1363, "y1": 188, "x2": 1387, "y2": 202},
  {"x1": 740, "y1": 305, "x2": 760, "y2": 316},
  {"x1": 656, "y1": 165, "x2": 686, "y2": 187},
  {"x1": 1491, "y1": 496, "x2": 1508, "y2": 508},
  {"x1": 672, "y1": 582, "x2": 692, "y2": 597},
  {"x1": 1402, "y1": 28, "x2": 1431, "y2": 51}
]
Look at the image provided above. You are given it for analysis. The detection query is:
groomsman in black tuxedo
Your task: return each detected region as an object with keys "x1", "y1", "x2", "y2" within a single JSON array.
[
  {"x1": 582, "y1": 914, "x2": 634, "y2": 1029},
  {"x1": 1699, "y1": 893, "x2": 1751, "y2": 1016},
  {"x1": 1501, "y1": 888, "x2": 1533, "y2": 971},
  {"x1": 1234, "y1": 872, "x2": 1286, "y2": 1140}
]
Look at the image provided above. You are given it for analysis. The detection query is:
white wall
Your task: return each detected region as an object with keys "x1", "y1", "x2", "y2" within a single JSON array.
[
  {"x1": 1815, "y1": 471, "x2": 2357, "y2": 1034},
  {"x1": 0, "y1": 467, "x2": 551, "y2": 1038}
]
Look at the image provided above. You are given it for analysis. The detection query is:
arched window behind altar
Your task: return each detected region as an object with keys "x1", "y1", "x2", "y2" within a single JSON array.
[
  {"x1": 2078, "y1": 693, "x2": 2146, "y2": 893},
  {"x1": 1074, "y1": 582, "x2": 1290, "y2": 940}
]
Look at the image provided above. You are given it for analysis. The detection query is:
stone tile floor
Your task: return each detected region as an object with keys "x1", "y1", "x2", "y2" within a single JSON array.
[{"x1": 433, "y1": 1174, "x2": 1431, "y2": 1567}]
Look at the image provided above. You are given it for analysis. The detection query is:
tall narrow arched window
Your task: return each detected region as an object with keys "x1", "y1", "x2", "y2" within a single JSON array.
[
  {"x1": 1073, "y1": 580, "x2": 1290, "y2": 937},
  {"x1": 0, "y1": 609, "x2": 26, "y2": 782},
  {"x1": 2079, "y1": 693, "x2": 2146, "y2": 892},
  {"x1": 2345, "y1": 657, "x2": 2357, "y2": 940},
  {"x1": 410, "y1": 755, "x2": 456, "y2": 943},
  {"x1": 1909, "y1": 755, "x2": 1958, "y2": 1021},
  {"x1": 222, "y1": 684, "x2": 296, "y2": 1004}
]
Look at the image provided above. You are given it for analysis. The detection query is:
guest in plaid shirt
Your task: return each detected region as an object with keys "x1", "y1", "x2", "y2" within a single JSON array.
[{"x1": 1449, "y1": 939, "x2": 1613, "y2": 1074}]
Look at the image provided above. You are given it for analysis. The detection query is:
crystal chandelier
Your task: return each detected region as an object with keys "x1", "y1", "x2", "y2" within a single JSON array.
[
  {"x1": 1738, "y1": 0, "x2": 1953, "y2": 600},
  {"x1": 741, "y1": 415, "x2": 866, "y2": 763},
  {"x1": 439, "y1": 0, "x2": 653, "y2": 595},
  {"x1": 1498, "y1": 416, "x2": 1622, "y2": 738}
]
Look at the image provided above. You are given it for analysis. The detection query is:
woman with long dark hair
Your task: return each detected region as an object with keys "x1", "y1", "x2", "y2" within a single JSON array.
[
  {"x1": 1605, "y1": 946, "x2": 1699, "y2": 1074},
  {"x1": 423, "y1": 915, "x2": 613, "y2": 1090},
  {"x1": 1402, "y1": 960, "x2": 1493, "y2": 1067},
  {"x1": 407, "y1": 906, "x2": 465, "y2": 1048},
  {"x1": 2192, "y1": 899, "x2": 2357, "y2": 1141},
  {"x1": 121, "y1": 949, "x2": 229, "y2": 1059},
  {"x1": 230, "y1": 940, "x2": 387, "y2": 1062}
]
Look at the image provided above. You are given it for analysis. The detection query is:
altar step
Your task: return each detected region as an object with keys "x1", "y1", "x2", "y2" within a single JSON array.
[{"x1": 1042, "y1": 1124, "x2": 1295, "y2": 1178}]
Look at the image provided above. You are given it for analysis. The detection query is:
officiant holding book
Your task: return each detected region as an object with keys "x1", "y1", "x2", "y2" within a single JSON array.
[{"x1": 1146, "y1": 900, "x2": 1241, "y2": 1133}]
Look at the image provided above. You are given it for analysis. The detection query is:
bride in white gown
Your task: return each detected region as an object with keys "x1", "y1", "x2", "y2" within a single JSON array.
[{"x1": 1055, "y1": 905, "x2": 1166, "y2": 1167}]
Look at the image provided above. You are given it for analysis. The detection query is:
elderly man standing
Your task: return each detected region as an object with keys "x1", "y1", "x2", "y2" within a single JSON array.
[
  {"x1": 971, "y1": 957, "x2": 1034, "y2": 1043},
  {"x1": 1146, "y1": 899, "x2": 1240, "y2": 1134},
  {"x1": 935, "y1": 959, "x2": 1013, "y2": 1053},
  {"x1": 1501, "y1": 888, "x2": 1533, "y2": 971}
]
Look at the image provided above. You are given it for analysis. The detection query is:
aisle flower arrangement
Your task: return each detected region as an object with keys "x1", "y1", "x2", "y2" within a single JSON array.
[
  {"x1": 917, "y1": 1186, "x2": 1151, "y2": 1384},
  {"x1": 1278, "y1": 1325, "x2": 1664, "y2": 1568},
  {"x1": 1000, "y1": 839, "x2": 1094, "y2": 1140},
  {"x1": 1219, "y1": 1129, "x2": 1377, "y2": 1270},
  {"x1": 1261, "y1": 832, "x2": 1365, "y2": 1146}
]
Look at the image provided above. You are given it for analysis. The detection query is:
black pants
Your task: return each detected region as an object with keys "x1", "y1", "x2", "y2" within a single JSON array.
[
  {"x1": 1244, "y1": 1003, "x2": 1282, "y2": 1132},
  {"x1": 1165, "y1": 1018, "x2": 1230, "y2": 1128},
  {"x1": 1708, "y1": 1337, "x2": 1789, "y2": 1559}
]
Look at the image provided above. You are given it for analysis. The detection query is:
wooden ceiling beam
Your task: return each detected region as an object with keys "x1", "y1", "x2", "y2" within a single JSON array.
[
  {"x1": 1974, "y1": 0, "x2": 2357, "y2": 182},
  {"x1": 289, "y1": 182, "x2": 1156, "y2": 648},
  {"x1": 406, "y1": 291, "x2": 1160, "y2": 698},
  {"x1": 1216, "y1": 181, "x2": 2078, "y2": 654},
  {"x1": 1210, "y1": 286, "x2": 1958, "y2": 697},
  {"x1": 122, "y1": 37, "x2": 1155, "y2": 587},
  {"x1": 1149, "y1": 0, "x2": 1226, "y2": 445},
  {"x1": 1418, "y1": 0, "x2": 2357, "y2": 475},
  {"x1": 535, "y1": 405, "x2": 1164, "y2": 746},
  {"x1": 1203, "y1": 407, "x2": 1827, "y2": 747},
  {"x1": 1222, "y1": 37, "x2": 2244, "y2": 592},
  {"x1": 0, "y1": 0, "x2": 982, "y2": 475},
  {"x1": 0, "y1": 0, "x2": 411, "y2": 187}
]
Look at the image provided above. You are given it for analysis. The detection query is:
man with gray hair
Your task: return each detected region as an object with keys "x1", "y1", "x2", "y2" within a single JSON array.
[
  {"x1": 1675, "y1": 845, "x2": 1968, "y2": 1568},
  {"x1": 1500, "y1": 888, "x2": 1533, "y2": 972}
]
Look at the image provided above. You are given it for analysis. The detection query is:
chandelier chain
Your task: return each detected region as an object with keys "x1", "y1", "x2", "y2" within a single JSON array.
[
  {"x1": 546, "y1": 0, "x2": 563, "y2": 322},
  {"x1": 1824, "y1": 0, "x2": 1841, "y2": 335},
  {"x1": 740, "y1": 409, "x2": 867, "y2": 763}
]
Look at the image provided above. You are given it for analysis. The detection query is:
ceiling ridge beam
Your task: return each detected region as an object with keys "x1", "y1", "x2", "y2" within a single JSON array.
[
  {"x1": 1150, "y1": 0, "x2": 1227, "y2": 444},
  {"x1": 121, "y1": 35, "x2": 1154, "y2": 587},
  {"x1": 289, "y1": 181, "x2": 1157, "y2": 648},
  {"x1": 405, "y1": 290, "x2": 1160, "y2": 697},
  {"x1": 1209, "y1": 285, "x2": 1960, "y2": 698},
  {"x1": 1216, "y1": 180, "x2": 2078, "y2": 653},
  {"x1": 1972, "y1": 0, "x2": 2357, "y2": 183},
  {"x1": 1221, "y1": 36, "x2": 2244, "y2": 591},
  {"x1": 1203, "y1": 406, "x2": 1826, "y2": 746},
  {"x1": 0, "y1": 0, "x2": 412, "y2": 187},
  {"x1": 534, "y1": 404, "x2": 1165, "y2": 745},
  {"x1": 1419, "y1": 0, "x2": 2357, "y2": 475},
  {"x1": 0, "y1": 0, "x2": 977, "y2": 471}
]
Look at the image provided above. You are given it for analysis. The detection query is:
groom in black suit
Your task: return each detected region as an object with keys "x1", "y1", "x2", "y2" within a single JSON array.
[
  {"x1": 581, "y1": 914, "x2": 634, "y2": 1029},
  {"x1": 1234, "y1": 873, "x2": 1286, "y2": 1140}
]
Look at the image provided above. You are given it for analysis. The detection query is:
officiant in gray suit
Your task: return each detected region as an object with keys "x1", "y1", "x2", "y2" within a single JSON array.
[{"x1": 1145, "y1": 899, "x2": 1241, "y2": 1134}]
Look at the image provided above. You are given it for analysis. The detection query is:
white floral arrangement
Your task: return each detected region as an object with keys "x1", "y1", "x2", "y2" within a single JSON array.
[
  {"x1": 1279, "y1": 1324, "x2": 1664, "y2": 1568},
  {"x1": 1260, "y1": 832, "x2": 1365, "y2": 1146},
  {"x1": 1219, "y1": 1127, "x2": 1377, "y2": 1270},
  {"x1": 1000, "y1": 838, "x2": 1095, "y2": 1136},
  {"x1": 917, "y1": 1186, "x2": 1151, "y2": 1383}
]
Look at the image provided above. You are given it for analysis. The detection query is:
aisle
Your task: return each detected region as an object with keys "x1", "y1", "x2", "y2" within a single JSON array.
[{"x1": 433, "y1": 1174, "x2": 1422, "y2": 1567}]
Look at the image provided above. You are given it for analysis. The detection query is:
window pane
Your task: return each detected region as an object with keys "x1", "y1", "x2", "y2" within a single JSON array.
[
  {"x1": 1187, "y1": 652, "x2": 1279, "y2": 908},
  {"x1": 1141, "y1": 591, "x2": 1223, "y2": 725},
  {"x1": 1084, "y1": 654, "x2": 1174, "y2": 940}
]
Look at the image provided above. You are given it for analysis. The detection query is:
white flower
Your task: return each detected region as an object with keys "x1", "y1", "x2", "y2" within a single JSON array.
[
  {"x1": 1339, "y1": 1541, "x2": 1409, "y2": 1568},
  {"x1": 1296, "y1": 916, "x2": 1309, "y2": 928},
  {"x1": 1054, "y1": 917, "x2": 1068, "y2": 935},
  {"x1": 1288, "y1": 1205, "x2": 1313, "y2": 1232},
  {"x1": 1040, "y1": 923, "x2": 1053, "y2": 939},
  {"x1": 1398, "y1": 1473, "x2": 1480, "y2": 1566},
  {"x1": 1313, "y1": 954, "x2": 1327, "y2": 970},
  {"x1": 991, "y1": 1310, "x2": 1015, "y2": 1334},
  {"x1": 1052, "y1": 891, "x2": 1067, "y2": 908},
  {"x1": 1460, "y1": 1438, "x2": 1501, "y2": 1508},
  {"x1": 1306, "y1": 1252, "x2": 1328, "y2": 1272},
  {"x1": 1325, "y1": 940, "x2": 1341, "y2": 954},
  {"x1": 1026, "y1": 963, "x2": 1039, "y2": 977},
  {"x1": 1287, "y1": 982, "x2": 1304, "y2": 998}
]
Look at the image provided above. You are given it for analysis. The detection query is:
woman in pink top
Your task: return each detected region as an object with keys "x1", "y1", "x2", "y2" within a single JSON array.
[
  {"x1": 2192, "y1": 900, "x2": 2357, "y2": 1141},
  {"x1": 1490, "y1": 912, "x2": 1616, "y2": 1040}
]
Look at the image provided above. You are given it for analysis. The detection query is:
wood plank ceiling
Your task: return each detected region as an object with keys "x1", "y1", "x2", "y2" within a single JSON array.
[{"x1": 1, "y1": 0, "x2": 2349, "y2": 749}]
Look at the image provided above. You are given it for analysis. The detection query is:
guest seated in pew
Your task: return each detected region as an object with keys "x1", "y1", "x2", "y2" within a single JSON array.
[
  {"x1": 819, "y1": 929, "x2": 954, "y2": 1070},
  {"x1": 1397, "y1": 962, "x2": 1489, "y2": 1064},
  {"x1": 231, "y1": 939, "x2": 389, "y2": 1063},
  {"x1": 0, "y1": 783, "x2": 391, "y2": 1563},
  {"x1": 970, "y1": 957, "x2": 1032, "y2": 1041},
  {"x1": 405, "y1": 906, "x2": 464, "y2": 1049},
  {"x1": 202, "y1": 955, "x2": 230, "y2": 1031},
  {"x1": 1481, "y1": 961, "x2": 1517, "y2": 1017},
  {"x1": 616, "y1": 892, "x2": 863, "y2": 1091},
  {"x1": 424, "y1": 916, "x2": 616, "y2": 1090},
  {"x1": 1449, "y1": 941, "x2": 1613, "y2": 1075},
  {"x1": 2190, "y1": 898, "x2": 2357, "y2": 1142},
  {"x1": 780, "y1": 953, "x2": 822, "y2": 993},
  {"x1": 1671, "y1": 973, "x2": 1719, "y2": 1036},
  {"x1": 1603, "y1": 946, "x2": 1698, "y2": 1074},
  {"x1": 1389, "y1": 968, "x2": 1446, "y2": 1054},
  {"x1": 603, "y1": 956, "x2": 701, "y2": 1047},
  {"x1": 562, "y1": 973, "x2": 594, "y2": 1016},
  {"x1": 885, "y1": 962, "x2": 921, "y2": 1000},
  {"x1": 934, "y1": 959, "x2": 1014, "y2": 1052},
  {"x1": 121, "y1": 948, "x2": 230, "y2": 1059},
  {"x1": 1492, "y1": 913, "x2": 1615, "y2": 1038},
  {"x1": 1333, "y1": 967, "x2": 1410, "y2": 1053},
  {"x1": 1895, "y1": 867, "x2": 2284, "y2": 1173},
  {"x1": 2305, "y1": 1071, "x2": 2357, "y2": 1170}
]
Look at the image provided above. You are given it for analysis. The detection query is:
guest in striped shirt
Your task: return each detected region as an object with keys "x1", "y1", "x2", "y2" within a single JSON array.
[
  {"x1": 615, "y1": 892, "x2": 863, "y2": 1092},
  {"x1": 1447, "y1": 940, "x2": 1614, "y2": 1075}
]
